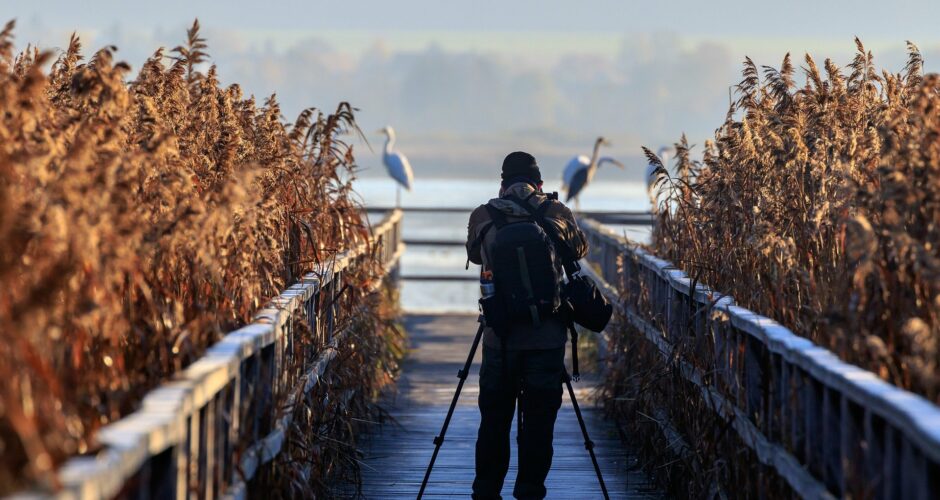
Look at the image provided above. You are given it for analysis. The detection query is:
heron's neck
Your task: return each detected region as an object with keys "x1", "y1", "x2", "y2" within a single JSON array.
[
  {"x1": 384, "y1": 133, "x2": 396, "y2": 155},
  {"x1": 589, "y1": 142, "x2": 602, "y2": 168}
]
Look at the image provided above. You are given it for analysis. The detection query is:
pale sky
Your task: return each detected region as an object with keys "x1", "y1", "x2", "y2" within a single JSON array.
[
  {"x1": 9, "y1": 0, "x2": 940, "y2": 38},
  {"x1": 6, "y1": 1, "x2": 939, "y2": 178}
]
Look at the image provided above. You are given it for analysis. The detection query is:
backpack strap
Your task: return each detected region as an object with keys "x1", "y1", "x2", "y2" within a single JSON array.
[
  {"x1": 465, "y1": 203, "x2": 509, "y2": 270},
  {"x1": 465, "y1": 222, "x2": 493, "y2": 270},
  {"x1": 483, "y1": 203, "x2": 510, "y2": 228},
  {"x1": 535, "y1": 201, "x2": 582, "y2": 276}
]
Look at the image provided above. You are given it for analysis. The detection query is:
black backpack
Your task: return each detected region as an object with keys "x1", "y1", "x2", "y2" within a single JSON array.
[{"x1": 481, "y1": 197, "x2": 563, "y2": 329}]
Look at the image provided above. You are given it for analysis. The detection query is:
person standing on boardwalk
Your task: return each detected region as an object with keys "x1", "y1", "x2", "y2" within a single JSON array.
[{"x1": 465, "y1": 151, "x2": 587, "y2": 499}]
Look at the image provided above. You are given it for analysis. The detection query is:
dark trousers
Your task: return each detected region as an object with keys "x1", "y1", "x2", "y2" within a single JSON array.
[{"x1": 472, "y1": 346, "x2": 565, "y2": 500}]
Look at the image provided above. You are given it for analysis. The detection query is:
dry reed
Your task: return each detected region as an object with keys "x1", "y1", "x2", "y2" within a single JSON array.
[
  {"x1": 0, "y1": 19, "x2": 385, "y2": 492},
  {"x1": 601, "y1": 39, "x2": 939, "y2": 498},
  {"x1": 646, "y1": 39, "x2": 939, "y2": 401}
]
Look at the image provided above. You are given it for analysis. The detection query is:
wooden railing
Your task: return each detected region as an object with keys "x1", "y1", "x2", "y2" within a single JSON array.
[
  {"x1": 373, "y1": 207, "x2": 653, "y2": 283},
  {"x1": 22, "y1": 210, "x2": 404, "y2": 500},
  {"x1": 579, "y1": 217, "x2": 940, "y2": 498},
  {"x1": 366, "y1": 206, "x2": 653, "y2": 226}
]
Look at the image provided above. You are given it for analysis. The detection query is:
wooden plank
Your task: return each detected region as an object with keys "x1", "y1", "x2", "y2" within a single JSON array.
[{"x1": 342, "y1": 314, "x2": 662, "y2": 499}]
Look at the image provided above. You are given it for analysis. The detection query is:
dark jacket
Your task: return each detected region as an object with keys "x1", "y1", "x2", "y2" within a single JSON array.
[{"x1": 466, "y1": 182, "x2": 588, "y2": 350}]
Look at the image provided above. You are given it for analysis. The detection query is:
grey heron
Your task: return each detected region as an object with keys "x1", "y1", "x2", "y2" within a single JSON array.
[
  {"x1": 379, "y1": 126, "x2": 414, "y2": 207},
  {"x1": 562, "y1": 137, "x2": 623, "y2": 207}
]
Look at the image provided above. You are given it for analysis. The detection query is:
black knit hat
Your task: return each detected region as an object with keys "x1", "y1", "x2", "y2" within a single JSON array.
[{"x1": 501, "y1": 151, "x2": 541, "y2": 184}]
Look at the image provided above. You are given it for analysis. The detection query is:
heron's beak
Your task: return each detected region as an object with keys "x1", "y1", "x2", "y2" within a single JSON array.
[{"x1": 612, "y1": 159, "x2": 624, "y2": 169}]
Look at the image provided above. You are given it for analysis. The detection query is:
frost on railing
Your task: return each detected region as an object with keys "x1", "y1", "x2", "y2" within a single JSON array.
[
  {"x1": 579, "y1": 216, "x2": 940, "y2": 499},
  {"x1": 16, "y1": 210, "x2": 404, "y2": 500}
]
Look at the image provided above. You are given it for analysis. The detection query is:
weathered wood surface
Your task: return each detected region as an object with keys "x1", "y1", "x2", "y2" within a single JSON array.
[{"x1": 350, "y1": 314, "x2": 661, "y2": 499}]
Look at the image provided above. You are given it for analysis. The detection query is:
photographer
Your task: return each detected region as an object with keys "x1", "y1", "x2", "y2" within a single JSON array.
[{"x1": 465, "y1": 151, "x2": 587, "y2": 500}]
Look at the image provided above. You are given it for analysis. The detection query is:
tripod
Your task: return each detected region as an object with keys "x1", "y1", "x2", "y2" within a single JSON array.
[{"x1": 417, "y1": 316, "x2": 609, "y2": 499}]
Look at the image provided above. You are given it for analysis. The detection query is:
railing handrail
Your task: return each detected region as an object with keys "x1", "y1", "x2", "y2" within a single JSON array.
[
  {"x1": 365, "y1": 205, "x2": 650, "y2": 215},
  {"x1": 579, "y1": 216, "x2": 940, "y2": 497},
  {"x1": 366, "y1": 206, "x2": 654, "y2": 225},
  {"x1": 20, "y1": 209, "x2": 404, "y2": 500}
]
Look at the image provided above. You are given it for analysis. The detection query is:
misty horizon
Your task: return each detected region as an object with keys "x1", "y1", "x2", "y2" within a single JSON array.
[{"x1": 9, "y1": 1, "x2": 940, "y2": 182}]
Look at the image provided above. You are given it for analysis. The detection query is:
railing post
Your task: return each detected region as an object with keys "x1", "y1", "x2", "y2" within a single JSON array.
[
  {"x1": 325, "y1": 276, "x2": 337, "y2": 344},
  {"x1": 189, "y1": 404, "x2": 203, "y2": 497},
  {"x1": 177, "y1": 418, "x2": 190, "y2": 500},
  {"x1": 864, "y1": 410, "x2": 885, "y2": 497},
  {"x1": 224, "y1": 376, "x2": 238, "y2": 496},
  {"x1": 744, "y1": 335, "x2": 762, "y2": 428},
  {"x1": 805, "y1": 378, "x2": 822, "y2": 479},
  {"x1": 884, "y1": 425, "x2": 901, "y2": 498},
  {"x1": 790, "y1": 367, "x2": 805, "y2": 463},
  {"x1": 769, "y1": 352, "x2": 782, "y2": 442},
  {"x1": 205, "y1": 394, "x2": 218, "y2": 500},
  {"x1": 822, "y1": 387, "x2": 842, "y2": 494},
  {"x1": 258, "y1": 343, "x2": 275, "y2": 441}
]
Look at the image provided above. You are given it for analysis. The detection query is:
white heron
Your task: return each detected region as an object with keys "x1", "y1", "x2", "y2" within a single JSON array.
[
  {"x1": 378, "y1": 126, "x2": 414, "y2": 207},
  {"x1": 562, "y1": 136, "x2": 623, "y2": 208}
]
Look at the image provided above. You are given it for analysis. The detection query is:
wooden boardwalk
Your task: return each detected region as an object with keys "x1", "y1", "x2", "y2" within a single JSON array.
[{"x1": 351, "y1": 314, "x2": 661, "y2": 499}]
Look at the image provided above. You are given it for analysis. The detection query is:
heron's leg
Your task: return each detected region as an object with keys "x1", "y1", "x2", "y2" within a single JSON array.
[{"x1": 396, "y1": 184, "x2": 401, "y2": 208}]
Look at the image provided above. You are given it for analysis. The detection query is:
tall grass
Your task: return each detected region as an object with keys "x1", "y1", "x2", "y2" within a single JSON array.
[
  {"x1": 646, "y1": 40, "x2": 939, "y2": 400},
  {"x1": 0, "y1": 20, "x2": 382, "y2": 491},
  {"x1": 601, "y1": 40, "x2": 939, "y2": 497}
]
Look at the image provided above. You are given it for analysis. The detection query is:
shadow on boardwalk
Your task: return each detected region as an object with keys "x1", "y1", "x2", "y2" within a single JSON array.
[{"x1": 340, "y1": 314, "x2": 662, "y2": 499}]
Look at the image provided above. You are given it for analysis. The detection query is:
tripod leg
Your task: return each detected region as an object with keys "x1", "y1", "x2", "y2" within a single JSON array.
[
  {"x1": 564, "y1": 371, "x2": 610, "y2": 500},
  {"x1": 417, "y1": 316, "x2": 486, "y2": 499}
]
